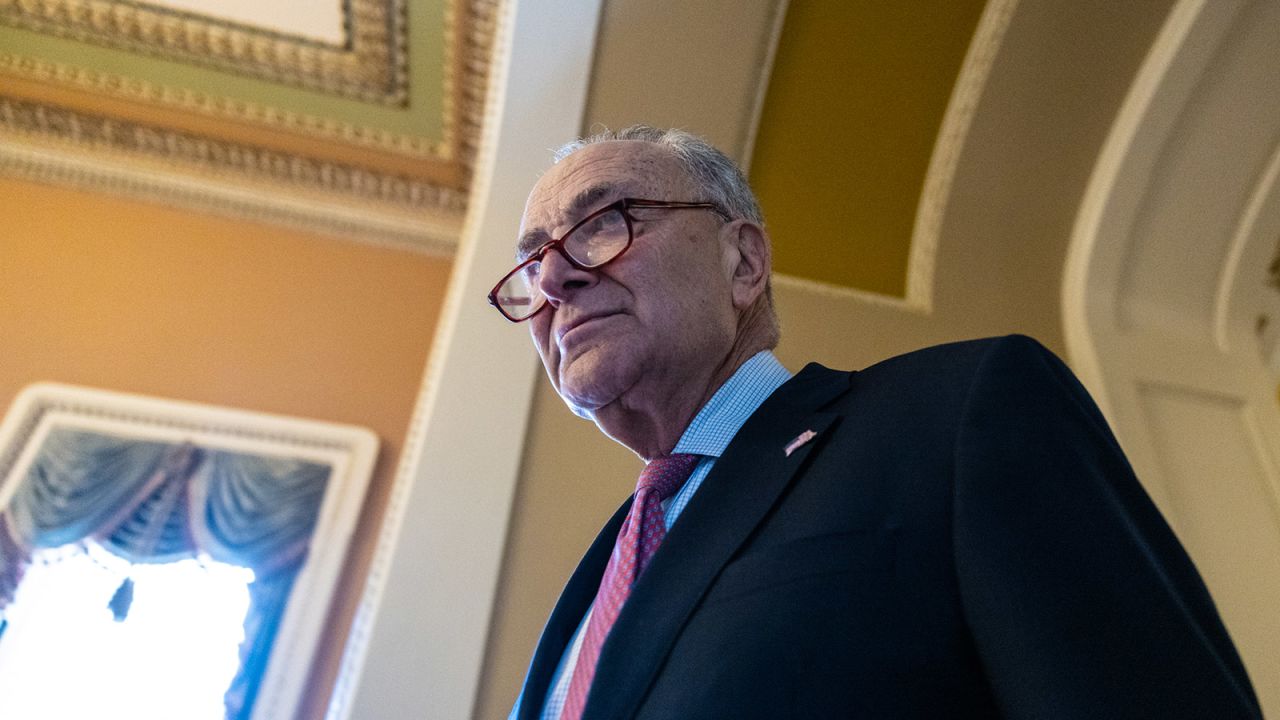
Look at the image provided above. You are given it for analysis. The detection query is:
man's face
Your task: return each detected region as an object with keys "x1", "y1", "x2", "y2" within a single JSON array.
[{"x1": 518, "y1": 141, "x2": 739, "y2": 417}]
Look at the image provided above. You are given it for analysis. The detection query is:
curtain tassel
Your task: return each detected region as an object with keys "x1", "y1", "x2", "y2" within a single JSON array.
[{"x1": 108, "y1": 577, "x2": 134, "y2": 622}]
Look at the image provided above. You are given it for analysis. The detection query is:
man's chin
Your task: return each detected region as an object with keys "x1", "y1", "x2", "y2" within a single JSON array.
[
  {"x1": 558, "y1": 387, "x2": 608, "y2": 420},
  {"x1": 564, "y1": 401, "x2": 596, "y2": 421},
  {"x1": 556, "y1": 359, "x2": 618, "y2": 409}
]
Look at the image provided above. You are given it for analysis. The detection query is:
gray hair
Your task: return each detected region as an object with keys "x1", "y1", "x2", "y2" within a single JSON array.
[{"x1": 553, "y1": 125, "x2": 764, "y2": 225}]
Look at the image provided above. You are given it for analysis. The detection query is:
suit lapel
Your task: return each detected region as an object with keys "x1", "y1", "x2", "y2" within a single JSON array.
[
  {"x1": 516, "y1": 497, "x2": 632, "y2": 720},
  {"x1": 584, "y1": 364, "x2": 853, "y2": 720}
]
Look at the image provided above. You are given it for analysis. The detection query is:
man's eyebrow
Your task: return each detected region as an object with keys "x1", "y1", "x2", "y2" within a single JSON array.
[
  {"x1": 516, "y1": 231, "x2": 549, "y2": 261},
  {"x1": 516, "y1": 183, "x2": 623, "y2": 260},
  {"x1": 566, "y1": 183, "x2": 618, "y2": 216}
]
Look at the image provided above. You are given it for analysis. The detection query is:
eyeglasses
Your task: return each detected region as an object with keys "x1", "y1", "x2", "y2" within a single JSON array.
[{"x1": 487, "y1": 197, "x2": 729, "y2": 322}]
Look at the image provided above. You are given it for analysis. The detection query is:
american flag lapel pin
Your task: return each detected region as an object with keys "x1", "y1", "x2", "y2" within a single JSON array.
[{"x1": 784, "y1": 429, "x2": 818, "y2": 457}]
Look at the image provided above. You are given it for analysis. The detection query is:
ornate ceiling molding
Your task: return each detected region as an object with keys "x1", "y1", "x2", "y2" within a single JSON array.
[
  {"x1": 0, "y1": 95, "x2": 464, "y2": 209},
  {"x1": 0, "y1": 0, "x2": 501, "y2": 252},
  {"x1": 0, "y1": 0, "x2": 409, "y2": 104},
  {"x1": 0, "y1": 138, "x2": 462, "y2": 254},
  {"x1": 0, "y1": 52, "x2": 436, "y2": 157},
  {"x1": 0, "y1": 0, "x2": 497, "y2": 159}
]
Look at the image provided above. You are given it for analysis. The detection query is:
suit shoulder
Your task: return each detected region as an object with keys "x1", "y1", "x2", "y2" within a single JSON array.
[
  {"x1": 792, "y1": 336, "x2": 1068, "y2": 418},
  {"x1": 858, "y1": 334, "x2": 1057, "y2": 379},
  {"x1": 807, "y1": 335, "x2": 1066, "y2": 418}
]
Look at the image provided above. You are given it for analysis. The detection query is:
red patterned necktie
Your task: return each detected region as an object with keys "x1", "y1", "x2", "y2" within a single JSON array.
[{"x1": 559, "y1": 452, "x2": 701, "y2": 720}]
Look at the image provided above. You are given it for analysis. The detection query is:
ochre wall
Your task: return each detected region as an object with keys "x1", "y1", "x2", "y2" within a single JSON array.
[{"x1": 0, "y1": 176, "x2": 451, "y2": 719}]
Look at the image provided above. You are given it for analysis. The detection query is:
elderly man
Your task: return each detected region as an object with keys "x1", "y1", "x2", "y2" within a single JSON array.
[{"x1": 491, "y1": 126, "x2": 1260, "y2": 720}]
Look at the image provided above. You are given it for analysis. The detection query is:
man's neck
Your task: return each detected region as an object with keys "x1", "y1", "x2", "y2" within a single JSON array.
[{"x1": 593, "y1": 338, "x2": 770, "y2": 461}]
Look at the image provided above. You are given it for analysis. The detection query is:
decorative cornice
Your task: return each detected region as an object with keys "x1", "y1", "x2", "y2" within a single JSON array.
[
  {"x1": 0, "y1": 0, "x2": 409, "y2": 105},
  {"x1": 0, "y1": 134, "x2": 462, "y2": 255},
  {"x1": 0, "y1": 51, "x2": 442, "y2": 158},
  {"x1": 0, "y1": 96, "x2": 465, "y2": 210}
]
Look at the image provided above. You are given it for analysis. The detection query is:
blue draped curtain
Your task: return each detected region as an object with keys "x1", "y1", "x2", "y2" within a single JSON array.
[{"x1": 0, "y1": 427, "x2": 331, "y2": 720}]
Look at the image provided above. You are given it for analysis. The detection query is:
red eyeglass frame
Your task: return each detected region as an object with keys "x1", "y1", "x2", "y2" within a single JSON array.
[{"x1": 487, "y1": 197, "x2": 729, "y2": 322}]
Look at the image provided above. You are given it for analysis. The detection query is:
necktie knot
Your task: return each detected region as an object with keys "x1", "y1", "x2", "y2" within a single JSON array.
[{"x1": 635, "y1": 452, "x2": 700, "y2": 500}]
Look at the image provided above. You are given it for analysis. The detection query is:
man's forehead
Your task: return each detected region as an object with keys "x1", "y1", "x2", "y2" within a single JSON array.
[
  {"x1": 531, "y1": 141, "x2": 687, "y2": 210},
  {"x1": 514, "y1": 143, "x2": 680, "y2": 255}
]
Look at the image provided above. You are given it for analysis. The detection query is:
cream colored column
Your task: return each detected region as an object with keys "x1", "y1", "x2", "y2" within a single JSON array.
[{"x1": 329, "y1": 1, "x2": 603, "y2": 718}]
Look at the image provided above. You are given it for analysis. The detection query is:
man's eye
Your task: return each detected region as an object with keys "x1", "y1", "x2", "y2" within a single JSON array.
[
  {"x1": 587, "y1": 210, "x2": 628, "y2": 234},
  {"x1": 580, "y1": 216, "x2": 609, "y2": 235}
]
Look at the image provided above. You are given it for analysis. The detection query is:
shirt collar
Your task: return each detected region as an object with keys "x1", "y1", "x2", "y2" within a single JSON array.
[{"x1": 672, "y1": 350, "x2": 792, "y2": 459}]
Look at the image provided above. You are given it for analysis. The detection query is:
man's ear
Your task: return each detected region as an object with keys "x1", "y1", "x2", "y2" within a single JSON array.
[{"x1": 724, "y1": 220, "x2": 771, "y2": 310}]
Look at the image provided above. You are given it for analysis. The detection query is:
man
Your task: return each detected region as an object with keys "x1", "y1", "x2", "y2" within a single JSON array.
[{"x1": 491, "y1": 126, "x2": 1260, "y2": 719}]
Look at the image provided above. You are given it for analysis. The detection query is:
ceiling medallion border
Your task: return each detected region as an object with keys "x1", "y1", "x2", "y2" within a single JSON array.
[
  {"x1": 0, "y1": 0, "x2": 409, "y2": 105},
  {"x1": 0, "y1": 0, "x2": 500, "y2": 161}
]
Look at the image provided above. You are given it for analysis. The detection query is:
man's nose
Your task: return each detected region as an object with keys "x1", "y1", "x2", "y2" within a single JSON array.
[{"x1": 537, "y1": 246, "x2": 596, "y2": 305}]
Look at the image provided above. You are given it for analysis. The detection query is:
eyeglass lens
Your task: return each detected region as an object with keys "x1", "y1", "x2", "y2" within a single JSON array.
[{"x1": 494, "y1": 207, "x2": 631, "y2": 320}]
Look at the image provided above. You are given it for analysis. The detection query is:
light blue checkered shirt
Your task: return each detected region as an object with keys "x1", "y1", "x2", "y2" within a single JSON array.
[{"x1": 533, "y1": 351, "x2": 792, "y2": 720}]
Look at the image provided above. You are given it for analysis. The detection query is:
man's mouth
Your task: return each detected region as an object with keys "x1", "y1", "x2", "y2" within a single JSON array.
[{"x1": 557, "y1": 312, "x2": 618, "y2": 345}]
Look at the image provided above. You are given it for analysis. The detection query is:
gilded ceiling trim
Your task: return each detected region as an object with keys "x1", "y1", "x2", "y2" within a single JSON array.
[
  {"x1": 0, "y1": 96, "x2": 463, "y2": 253},
  {"x1": 0, "y1": 0, "x2": 500, "y2": 249},
  {"x1": 0, "y1": 0, "x2": 498, "y2": 163},
  {"x1": 0, "y1": 51, "x2": 442, "y2": 159},
  {"x1": 0, "y1": 0, "x2": 409, "y2": 104},
  {"x1": 0, "y1": 95, "x2": 465, "y2": 210}
]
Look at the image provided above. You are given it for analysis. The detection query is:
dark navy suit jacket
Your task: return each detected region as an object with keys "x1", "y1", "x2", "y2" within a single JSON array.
[{"x1": 512, "y1": 335, "x2": 1261, "y2": 719}]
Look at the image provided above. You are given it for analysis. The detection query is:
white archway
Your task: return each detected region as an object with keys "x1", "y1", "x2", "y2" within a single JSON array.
[{"x1": 1064, "y1": 0, "x2": 1280, "y2": 711}]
